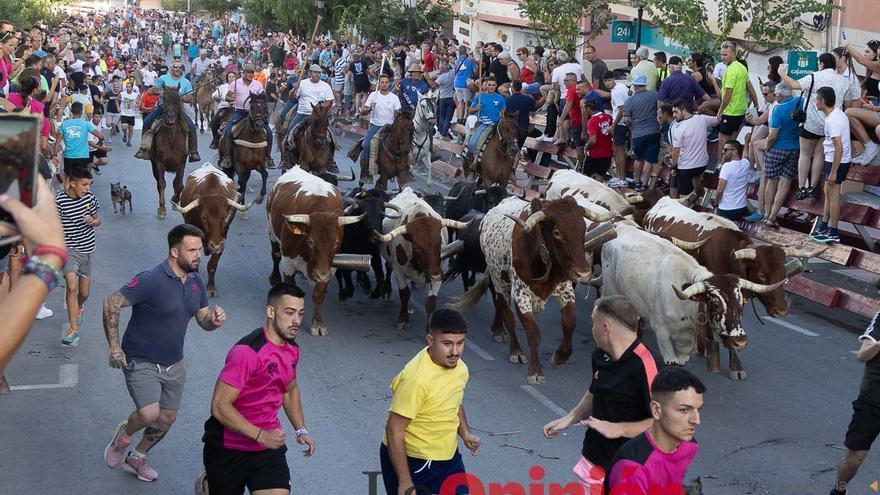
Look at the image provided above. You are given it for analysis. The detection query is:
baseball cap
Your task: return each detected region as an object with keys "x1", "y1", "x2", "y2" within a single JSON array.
[
  {"x1": 33, "y1": 50, "x2": 47, "y2": 59},
  {"x1": 668, "y1": 56, "x2": 683, "y2": 66},
  {"x1": 632, "y1": 72, "x2": 648, "y2": 86},
  {"x1": 308, "y1": 64, "x2": 321, "y2": 72},
  {"x1": 242, "y1": 63, "x2": 256, "y2": 72}
]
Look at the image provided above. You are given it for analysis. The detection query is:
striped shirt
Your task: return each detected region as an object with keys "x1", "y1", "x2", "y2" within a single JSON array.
[
  {"x1": 56, "y1": 190, "x2": 100, "y2": 254},
  {"x1": 333, "y1": 57, "x2": 346, "y2": 86}
]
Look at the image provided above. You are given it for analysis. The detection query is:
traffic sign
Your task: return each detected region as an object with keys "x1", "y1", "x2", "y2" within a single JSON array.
[
  {"x1": 611, "y1": 21, "x2": 635, "y2": 43},
  {"x1": 787, "y1": 51, "x2": 818, "y2": 80}
]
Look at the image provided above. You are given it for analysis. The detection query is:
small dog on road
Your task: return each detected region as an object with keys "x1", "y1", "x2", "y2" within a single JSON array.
[{"x1": 110, "y1": 183, "x2": 132, "y2": 214}]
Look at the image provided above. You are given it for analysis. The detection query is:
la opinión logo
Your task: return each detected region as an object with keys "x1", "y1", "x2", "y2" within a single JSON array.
[{"x1": 363, "y1": 466, "x2": 601, "y2": 495}]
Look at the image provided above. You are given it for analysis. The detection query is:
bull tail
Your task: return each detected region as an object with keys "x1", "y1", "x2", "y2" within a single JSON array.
[
  {"x1": 449, "y1": 275, "x2": 491, "y2": 312},
  {"x1": 442, "y1": 256, "x2": 463, "y2": 284}
]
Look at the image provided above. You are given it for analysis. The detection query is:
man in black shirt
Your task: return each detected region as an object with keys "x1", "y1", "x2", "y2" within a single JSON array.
[
  {"x1": 505, "y1": 80, "x2": 545, "y2": 148},
  {"x1": 829, "y1": 307, "x2": 880, "y2": 495},
  {"x1": 543, "y1": 295, "x2": 657, "y2": 493}
]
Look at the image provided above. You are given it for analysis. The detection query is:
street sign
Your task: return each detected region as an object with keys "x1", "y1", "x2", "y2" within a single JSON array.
[
  {"x1": 787, "y1": 51, "x2": 818, "y2": 80},
  {"x1": 611, "y1": 21, "x2": 636, "y2": 43},
  {"x1": 461, "y1": 0, "x2": 478, "y2": 16}
]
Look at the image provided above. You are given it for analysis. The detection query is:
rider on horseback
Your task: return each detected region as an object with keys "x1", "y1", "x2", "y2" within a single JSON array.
[
  {"x1": 135, "y1": 61, "x2": 202, "y2": 162},
  {"x1": 357, "y1": 73, "x2": 401, "y2": 170},
  {"x1": 279, "y1": 64, "x2": 334, "y2": 170},
  {"x1": 190, "y1": 49, "x2": 214, "y2": 87},
  {"x1": 209, "y1": 71, "x2": 237, "y2": 149},
  {"x1": 466, "y1": 76, "x2": 505, "y2": 160},
  {"x1": 219, "y1": 63, "x2": 274, "y2": 169}
]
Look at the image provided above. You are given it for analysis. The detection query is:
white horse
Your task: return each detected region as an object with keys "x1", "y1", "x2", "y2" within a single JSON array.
[{"x1": 411, "y1": 90, "x2": 438, "y2": 191}]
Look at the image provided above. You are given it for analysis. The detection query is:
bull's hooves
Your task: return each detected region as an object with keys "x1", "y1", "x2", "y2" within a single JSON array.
[
  {"x1": 397, "y1": 322, "x2": 411, "y2": 330},
  {"x1": 310, "y1": 326, "x2": 329, "y2": 336},
  {"x1": 255, "y1": 196, "x2": 265, "y2": 205},
  {"x1": 526, "y1": 374, "x2": 545, "y2": 384},
  {"x1": 240, "y1": 212, "x2": 249, "y2": 220},
  {"x1": 269, "y1": 277, "x2": 281, "y2": 286},
  {"x1": 728, "y1": 370, "x2": 747, "y2": 381},
  {"x1": 708, "y1": 366, "x2": 721, "y2": 373},
  {"x1": 509, "y1": 353, "x2": 528, "y2": 364},
  {"x1": 207, "y1": 289, "x2": 218, "y2": 298},
  {"x1": 157, "y1": 211, "x2": 166, "y2": 219},
  {"x1": 491, "y1": 333, "x2": 508, "y2": 343},
  {"x1": 551, "y1": 352, "x2": 571, "y2": 367}
]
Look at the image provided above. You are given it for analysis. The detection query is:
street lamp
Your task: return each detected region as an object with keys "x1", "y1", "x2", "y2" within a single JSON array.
[
  {"x1": 402, "y1": 0, "x2": 416, "y2": 43},
  {"x1": 314, "y1": 0, "x2": 325, "y2": 11}
]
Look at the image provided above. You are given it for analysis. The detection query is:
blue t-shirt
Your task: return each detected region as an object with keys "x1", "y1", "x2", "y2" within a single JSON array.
[
  {"x1": 286, "y1": 75, "x2": 299, "y2": 91},
  {"x1": 188, "y1": 44, "x2": 199, "y2": 59},
  {"x1": 770, "y1": 96, "x2": 802, "y2": 151},
  {"x1": 155, "y1": 74, "x2": 194, "y2": 104},
  {"x1": 212, "y1": 26, "x2": 222, "y2": 38},
  {"x1": 120, "y1": 261, "x2": 209, "y2": 366},
  {"x1": 471, "y1": 92, "x2": 506, "y2": 125},
  {"x1": 505, "y1": 93, "x2": 536, "y2": 134},
  {"x1": 400, "y1": 78, "x2": 429, "y2": 111},
  {"x1": 60, "y1": 119, "x2": 95, "y2": 159},
  {"x1": 454, "y1": 56, "x2": 475, "y2": 89},
  {"x1": 582, "y1": 90, "x2": 606, "y2": 112}
]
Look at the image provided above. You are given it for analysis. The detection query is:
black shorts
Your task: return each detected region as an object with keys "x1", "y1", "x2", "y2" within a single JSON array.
[
  {"x1": 90, "y1": 149, "x2": 107, "y2": 161},
  {"x1": 823, "y1": 161, "x2": 851, "y2": 184},
  {"x1": 571, "y1": 125, "x2": 583, "y2": 148},
  {"x1": 583, "y1": 156, "x2": 612, "y2": 176},
  {"x1": 612, "y1": 124, "x2": 629, "y2": 145},
  {"x1": 799, "y1": 126, "x2": 823, "y2": 140},
  {"x1": 718, "y1": 114, "x2": 745, "y2": 136},
  {"x1": 121, "y1": 115, "x2": 136, "y2": 125},
  {"x1": 63, "y1": 157, "x2": 91, "y2": 175},
  {"x1": 676, "y1": 166, "x2": 707, "y2": 195},
  {"x1": 844, "y1": 396, "x2": 880, "y2": 451},
  {"x1": 354, "y1": 78, "x2": 370, "y2": 94},
  {"x1": 203, "y1": 442, "x2": 290, "y2": 495}
]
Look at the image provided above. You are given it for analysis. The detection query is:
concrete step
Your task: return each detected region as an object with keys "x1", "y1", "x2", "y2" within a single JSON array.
[{"x1": 842, "y1": 191, "x2": 880, "y2": 209}]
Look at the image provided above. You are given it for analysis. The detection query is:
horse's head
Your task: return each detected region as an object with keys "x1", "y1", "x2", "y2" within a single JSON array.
[
  {"x1": 309, "y1": 103, "x2": 332, "y2": 145},
  {"x1": 417, "y1": 91, "x2": 437, "y2": 125},
  {"x1": 163, "y1": 85, "x2": 182, "y2": 124},
  {"x1": 248, "y1": 92, "x2": 268, "y2": 129},
  {"x1": 498, "y1": 110, "x2": 520, "y2": 156},
  {"x1": 393, "y1": 110, "x2": 416, "y2": 156}
]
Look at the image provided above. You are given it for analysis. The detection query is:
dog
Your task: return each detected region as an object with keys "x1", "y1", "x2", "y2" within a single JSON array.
[{"x1": 110, "y1": 183, "x2": 132, "y2": 214}]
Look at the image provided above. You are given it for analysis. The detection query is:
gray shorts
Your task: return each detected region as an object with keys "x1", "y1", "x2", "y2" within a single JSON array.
[
  {"x1": 63, "y1": 250, "x2": 91, "y2": 277},
  {"x1": 332, "y1": 82, "x2": 343, "y2": 92},
  {"x1": 123, "y1": 359, "x2": 187, "y2": 411},
  {"x1": 455, "y1": 87, "x2": 472, "y2": 102}
]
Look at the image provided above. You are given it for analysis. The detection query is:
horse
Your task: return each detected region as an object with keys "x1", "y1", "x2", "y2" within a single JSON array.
[
  {"x1": 372, "y1": 111, "x2": 415, "y2": 189},
  {"x1": 466, "y1": 110, "x2": 520, "y2": 188},
  {"x1": 151, "y1": 86, "x2": 190, "y2": 219},
  {"x1": 410, "y1": 91, "x2": 438, "y2": 187},
  {"x1": 285, "y1": 103, "x2": 335, "y2": 175},
  {"x1": 194, "y1": 66, "x2": 222, "y2": 134},
  {"x1": 220, "y1": 92, "x2": 270, "y2": 209}
]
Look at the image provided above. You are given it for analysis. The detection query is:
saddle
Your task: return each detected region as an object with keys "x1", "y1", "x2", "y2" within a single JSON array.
[
  {"x1": 286, "y1": 117, "x2": 338, "y2": 158},
  {"x1": 466, "y1": 124, "x2": 496, "y2": 163},
  {"x1": 347, "y1": 125, "x2": 391, "y2": 175},
  {"x1": 139, "y1": 116, "x2": 187, "y2": 159}
]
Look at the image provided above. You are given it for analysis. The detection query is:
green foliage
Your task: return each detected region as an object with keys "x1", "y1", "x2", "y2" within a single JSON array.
[
  {"x1": 648, "y1": 0, "x2": 839, "y2": 56},
  {"x1": 161, "y1": 0, "x2": 188, "y2": 11},
  {"x1": 516, "y1": 0, "x2": 614, "y2": 54},
  {"x1": 0, "y1": 0, "x2": 66, "y2": 28}
]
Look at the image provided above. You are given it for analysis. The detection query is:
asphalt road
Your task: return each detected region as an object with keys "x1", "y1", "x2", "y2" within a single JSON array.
[{"x1": 1, "y1": 121, "x2": 878, "y2": 495}]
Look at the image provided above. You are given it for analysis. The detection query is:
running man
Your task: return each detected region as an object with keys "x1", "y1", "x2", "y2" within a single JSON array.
[
  {"x1": 197, "y1": 283, "x2": 316, "y2": 495},
  {"x1": 120, "y1": 80, "x2": 140, "y2": 147},
  {"x1": 380, "y1": 308, "x2": 481, "y2": 495},
  {"x1": 60, "y1": 102, "x2": 104, "y2": 178},
  {"x1": 102, "y1": 224, "x2": 226, "y2": 482}
]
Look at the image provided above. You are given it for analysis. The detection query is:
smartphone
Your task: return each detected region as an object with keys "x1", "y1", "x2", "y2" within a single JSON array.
[{"x1": 0, "y1": 113, "x2": 41, "y2": 243}]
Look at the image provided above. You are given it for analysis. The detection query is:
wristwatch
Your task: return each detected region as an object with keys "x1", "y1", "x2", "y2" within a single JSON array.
[{"x1": 295, "y1": 427, "x2": 309, "y2": 437}]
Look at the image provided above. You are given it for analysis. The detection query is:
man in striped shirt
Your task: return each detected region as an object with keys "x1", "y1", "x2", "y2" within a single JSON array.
[
  {"x1": 331, "y1": 49, "x2": 347, "y2": 115},
  {"x1": 57, "y1": 167, "x2": 101, "y2": 346}
]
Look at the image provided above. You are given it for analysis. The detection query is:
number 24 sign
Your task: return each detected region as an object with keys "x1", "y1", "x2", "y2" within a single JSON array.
[{"x1": 611, "y1": 21, "x2": 635, "y2": 43}]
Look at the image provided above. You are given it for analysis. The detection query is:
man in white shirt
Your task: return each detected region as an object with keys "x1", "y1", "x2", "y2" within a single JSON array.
[
  {"x1": 812, "y1": 86, "x2": 853, "y2": 245},
  {"x1": 191, "y1": 50, "x2": 215, "y2": 86},
  {"x1": 120, "y1": 81, "x2": 140, "y2": 147},
  {"x1": 606, "y1": 72, "x2": 631, "y2": 188},
  {"x1": 668, "y1": 99, "x2": 718, "y2": 197},
  {"x1": 280, "y1": 64, "x2": 335, "y2": 170},
  {"x1": 713, "y1": 141, "x2": 752, "y2": 221},
  {"x1": 354, "y1": 73, "x2": 401, "y2": 175},
  {"x1": 141, "y1": 65, "x2": 157, "y2": 88}
]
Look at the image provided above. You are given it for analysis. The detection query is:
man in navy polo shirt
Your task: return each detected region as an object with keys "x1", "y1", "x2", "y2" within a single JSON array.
[{"x1": 101, "y1": 224, "x2": 227, "y2": 482}]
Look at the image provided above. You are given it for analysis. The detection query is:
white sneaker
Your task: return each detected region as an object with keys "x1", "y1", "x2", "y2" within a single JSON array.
[
  {"x1": 859, "y1": 142, "x2": 880, "y2": 165},
  {"x1": 36, "y1": 304, "x2": 53, "y2": 320},
  {"x1": 536, "y1": 135, "x2": 554, "y2": 142}
]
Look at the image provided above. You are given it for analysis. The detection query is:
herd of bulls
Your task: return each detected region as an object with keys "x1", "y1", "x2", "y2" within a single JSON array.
[{"x1": 169, "y1": 163, "x2": 824, "y2": 384}]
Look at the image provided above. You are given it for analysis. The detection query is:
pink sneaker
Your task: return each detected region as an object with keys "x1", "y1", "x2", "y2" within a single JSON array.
[
  {"x1": 104, "y1": 421, "x2": 131, "y2": 468},
  {"x1": 123, "y1": 453, "x2": 158, "y2": 481}
]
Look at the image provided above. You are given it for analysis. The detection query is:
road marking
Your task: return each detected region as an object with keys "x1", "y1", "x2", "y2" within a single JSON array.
[
  {"x1": 765, "y1": 317, "x2": 819, "y2": 337},
  {"x1": 851, "y1": 351, "x2": 858, "y2": 355},
  {"x1": 466, "y1": 341, "x2": 495, "y2": 361},
  {"x1": 521, "y1": 385, "x2": 569, "y2": 417},
  {"x1": 10, "y1": 364, "x2": 79, "y2": 391}
]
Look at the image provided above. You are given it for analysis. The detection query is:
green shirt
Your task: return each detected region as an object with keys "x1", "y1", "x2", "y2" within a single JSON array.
[{"x1": 721, "y1": 60, "x2": 749, "y2": 117}]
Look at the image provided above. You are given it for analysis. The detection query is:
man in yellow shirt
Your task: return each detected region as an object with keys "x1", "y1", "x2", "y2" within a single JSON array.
[
  {"x1": 715, "y1": 41, "x2": 758, "y2": 163},
  {"x1": 381, "y1": 308, "x2": 481, "y2": 495}
]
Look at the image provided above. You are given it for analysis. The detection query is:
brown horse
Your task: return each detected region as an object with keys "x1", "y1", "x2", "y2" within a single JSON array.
[
  {"x1": 468, "y1": 111, "x2": 520, "y2": 187},
  {"x1": 152, "y1": 86, "x2": 189, "y2": 219},
  {"x1": 285, "y1": 104, "x2": 334, "y2": 175},
  {"x1": 350, "y1": 111, "x2": 415, "y2": 189},
  {"x1": 194, "y1": 66, "x2": 222, "y2": 134},
  {"x1": 220, "y1": 92, "x2": 270, "y2": 207}
]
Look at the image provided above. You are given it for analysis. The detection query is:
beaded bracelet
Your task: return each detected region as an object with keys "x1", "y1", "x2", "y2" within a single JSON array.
[{"x1": 22, "y1": 255, "x2": 63, "y2": 291}]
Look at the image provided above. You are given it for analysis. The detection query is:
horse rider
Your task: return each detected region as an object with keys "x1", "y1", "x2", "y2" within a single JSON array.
[
  {"x1": 279, "y1": 64, "x2": 335, "y2": 170},
  {"x1": 395, "y1": 62, "x2": 438, "y2": 114},
  {"x1": 135, "y1": 60, "x2": 202, "y2": 163},
  {"x1": 210, "y1": 71, "x2": 237, "y2": 149},
  {"x1": 358, "y1": 73, "x2": 401, "y2": 170},
  {"x1": 191, "y1": 49, "x2": 215, "y2": 87},
  {"x1": 219, "y1": 63, "x2": 274, "y2": 169},
  {"x1": 467, "y1": 76, "x2": 506, "y2": 159}
]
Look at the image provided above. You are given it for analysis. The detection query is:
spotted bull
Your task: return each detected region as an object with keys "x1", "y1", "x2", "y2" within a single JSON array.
[
  {"x1": 266, "y1": 166, "x2": 367, "y2": 335},
  {"x1": 544, "y1": 169, "x2": 665, "y2": 224},
  {"x1": 172, "y1": 163, "x2": 254, "y2": 297}
]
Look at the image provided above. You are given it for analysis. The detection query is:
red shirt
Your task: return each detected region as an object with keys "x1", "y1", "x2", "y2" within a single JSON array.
[
  {"x1": 587, "y1": 112, "x2": 614, "y2": 158},
  {"x1": 423, "y1": 50, "x2": 435, "y2": 72},
  {"x1": 566, "y1": 85, "x2": 582, "y2": 127}
]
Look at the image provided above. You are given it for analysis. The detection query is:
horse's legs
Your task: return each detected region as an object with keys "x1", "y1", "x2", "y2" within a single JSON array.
[
  {"x1": 152, "y1": 160, "x2": 167, "y2": 219},
  {"x1": 171, "y1": 168, "x2": 185, "y2": 204},
  {"x1": 257, "y1": 166, "x2": 268, "y2": 205},
  {"x1": 238, "y1": 169, "x2": 252, "y2": 219}
]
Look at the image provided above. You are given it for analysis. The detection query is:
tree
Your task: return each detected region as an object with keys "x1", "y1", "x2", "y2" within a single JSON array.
[
  {"x1": 0, "y1": 0, "x2": 65, "y2": 28},
  {"x1": 648, "y1": 0, "x2": 839, "y2": 56},
  {"x1": 334, "y1": 0, "x2": 457, "y2": 44},
  {"x1": 516, "y1": 0, "x2": 615, "y2": 55}
]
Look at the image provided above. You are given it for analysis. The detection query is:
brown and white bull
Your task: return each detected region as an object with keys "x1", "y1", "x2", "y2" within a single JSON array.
[
  {"x1": 600, "y1": 224, "x2": 785, "y2": 378},
  {"x1": 172, "y1": 163, "x2": 254, "y2": 297},
  {"x1": 544, "y1": 169, "x2": 664, "y2": 223},
  {"x1": 376, "y1": 187, "x2": 470, "y2": 329},
  {"x1": 453, "y1": 196, "x2": 614, "y2": 383},
  {"x1": 267, "y1": 166, "x2": 367, "y2": 335}
]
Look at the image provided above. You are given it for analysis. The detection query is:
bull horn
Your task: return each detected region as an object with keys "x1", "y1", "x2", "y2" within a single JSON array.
[
  {"x1": 589, "y1": 274, "x2": 602, "y2": 287},
  {"x1": 283, "y1": 214, "x2": 311, "y2": 225},
  {"x1": 783, "y1": 246, "x2": 827, "y2": 258},
  {"x1": 441, "y1": 218, "x2": 473, "y2": 230},
  {"x1": 443, "y1": 189, "x2": 464, "y2": 201},
  {"x1": 226, "y1": 197, "x2": 255, "y2": 211},
  {"x1": 738, "y1": 277, "x2": 786, "y2": 294},
  {"x1": 669, "y1": 236, "x2": 708, "y2": 251},
  {"x1": 624, "y1": 194, "x2": 644, "y2": 204},
  {"x1": 732, "y1": 247, "x2": 757, "y2": 260},
  {"x1": 678, "y1": 192, "x2": 698, "y2": 206},
  {"x1": 473, "y1": 189, "x2": 487, "y2": 196},
  {"x1": 784, "y1": 258, "x2": 804, "y2": 277},
  {"x1": 440, "y1": 239, "x2": 465, "y2": 259},
  {"x1": 334, "y1": 167, "x2": 356, "y2": 182},
  {"x1": 374, "y1": 225, "x2": 408, "y2": 242},
  {"x1": 582, "y1": 208, "x2": 614, "y2": 223},
  {"x1": 331, "y1": 253, "x2": 372, "y2": 271},
  {"x1": 533, "y1": 243, "x2": 552, "y2": 282},
  {"x1": 171, "y1": 198, "x2": 200, "y2": 214},
  {"x1": 382, "y1": 202, "x2": 404, "y2": 219},
  {"x1": 672, "y1": 281, "x2": 710, "y2": 300},
  {"x1": 342, "y1": 203, "x2": 359, "y2": 215},
  {"x1": 338, "y1": 213, "x2": 366, "y2": 226},
  {"x1": 584, "y1": 222, "x2": 617, "y2": 251},
  {"x1": 504, "y1": 210, "x2": 546, "y2": 233}
]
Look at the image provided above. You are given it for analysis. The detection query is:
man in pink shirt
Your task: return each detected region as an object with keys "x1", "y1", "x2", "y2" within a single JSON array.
[
  {"x1": 606, "y1": 367, "x2": 704, "y2": 495},
  {"x1": 197, "y1": 283, "x2": 316, "y2": 495},
  {"x1": 220, "y1": 63, "x2": 274, "y2": 169}
]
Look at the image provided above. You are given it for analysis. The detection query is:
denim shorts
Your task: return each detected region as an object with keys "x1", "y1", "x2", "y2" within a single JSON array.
[{"x1": 631, "y1": 133, "x2": 661, "y2": 163}]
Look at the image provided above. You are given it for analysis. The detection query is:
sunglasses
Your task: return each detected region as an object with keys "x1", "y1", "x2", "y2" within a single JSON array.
[{"x1": 172, "y1": 65, "x2": 183, "y2": 69}]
